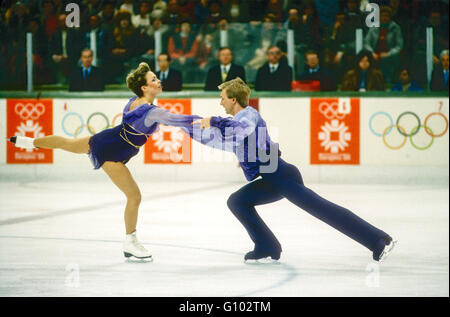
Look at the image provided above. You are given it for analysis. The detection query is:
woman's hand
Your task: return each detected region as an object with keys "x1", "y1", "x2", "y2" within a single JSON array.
[{"x1": 192, "y1": 118, "x2": 211, "y2": 129}]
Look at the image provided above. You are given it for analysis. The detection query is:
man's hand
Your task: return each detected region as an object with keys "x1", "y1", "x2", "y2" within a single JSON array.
[{"x1": 192, "y1": 117, "x2": 211, "y2": 129}]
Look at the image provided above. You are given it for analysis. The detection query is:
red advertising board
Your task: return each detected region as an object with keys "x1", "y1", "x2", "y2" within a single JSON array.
[
  {"x1": 310, "y1": 98, "x2": 360, "y2": 165},
  {"x1": 7, "y1": 99, "x2": 53, "y2": 164},
  {"x1": 144, "y1": 99, "x2": 192, "y2": 164}
]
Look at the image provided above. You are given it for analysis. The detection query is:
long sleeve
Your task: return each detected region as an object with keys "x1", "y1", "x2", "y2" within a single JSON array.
[
  {"x1": 388, "y1": 24, "x2": 403, "y2": 56},
  {"x1": 190, "y1": 111, "x2": 257, "y2": 153},
  {"x1": 144, "y1": 107, "x2": 201, "y2": 128}
]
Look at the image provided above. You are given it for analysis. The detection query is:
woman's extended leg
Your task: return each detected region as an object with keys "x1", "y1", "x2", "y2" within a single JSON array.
[
  {"x1": 34, "y1": 135, "x2": 91, "y2": 154},
  {"x1": 101, "y1": 161, "x2": 141, "y2": 234}
]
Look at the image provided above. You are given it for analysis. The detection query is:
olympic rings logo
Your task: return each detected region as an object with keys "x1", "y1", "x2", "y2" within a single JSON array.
[
  {"x1": 15, "y1": 102, "x2": 46, "y2": 120},
  {"x1": 61, "y1": 112, "x2": 123, "y2": 138},
  {"x1": 369, "y1": 103, "x2": 448, "y2": 150},
  {"x1": 319, "y1": 101, "x2": 347, "y2": 120},
  {"x1": 159, "y1": 102, "x2": 184, "y2": 115}
]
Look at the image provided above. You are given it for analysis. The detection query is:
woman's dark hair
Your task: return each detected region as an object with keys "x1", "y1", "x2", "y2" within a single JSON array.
[
  {"x1": 355, "y1": 49, "x2": 373, "y2": 70},
  {"x1": 126, "y1": 62, "x2": 150, "y2": 97}
]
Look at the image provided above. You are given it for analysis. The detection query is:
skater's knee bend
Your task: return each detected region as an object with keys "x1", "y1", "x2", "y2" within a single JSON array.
[
  {"x1": 227, "y1": 192, "x2": 247, "y2": 211},
  {"x1": 126, "y1": 191, "x2": 142, "y2": 205}
]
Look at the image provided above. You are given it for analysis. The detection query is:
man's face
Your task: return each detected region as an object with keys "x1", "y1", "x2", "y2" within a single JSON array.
[
  {"x1": 288, "y1": 9, "x2": 299, "y2": 23},
  {"x1": 140, "y1": 2, "x2": 150, "y2": 14},
  {"x1": 399, "y1": 70, "x2": 411, "y2": 85},
  {"x1": 219, "y1": 49, "x2": 232, "y2": 65},
  {"x1": 81, "y1": 51, "x2": 93, "y2": 68},
  {"x1": 389, "y1": 0, "x2": 400, "y2": 10},
  {"x1": 158, "y1": 54, "x2": 170, "y2": 71},
  {"x1": 57, "y1": 14, "x2": 67, "y2": 28},
  {"x1": 181, "y1": 22, "x2": 190, "y2": 34},
  {"x1": 306, "y1": 53, "x2": 319, "y2": 69},
  {"x1": 153, "y1": 18, "x2": 162, "y2": 29},
  {"x1": 267, "y1": 47, "x2": 281, "y2": 64},
  {"x1": 220, "y1": 89, "x2": 235, "y2": 115},
  {"x1": 347, "y1": 0, "x2": 357, "y2": 12},
  {"x1": 103, "y1": 4, "x2": 114, "y2": 18},
  {"x1": 430, "y1": 12, "x2": 441, "y2": 27},
  {"x1": 336, "y1": 14, "x2": 346, "y2": 25},
  {"x1": 442, "y1": 54, "x2": 449, "y2": 70},
  {"x1": 90, "y1": 15, "x2": 100, "y2": 29},
  {"x1": 380, "y1": 12, "x2": 391, "y2": 25}
]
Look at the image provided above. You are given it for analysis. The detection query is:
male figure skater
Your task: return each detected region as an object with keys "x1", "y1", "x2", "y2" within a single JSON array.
[{"x1": 191, "y1": 78, "x2": 396, "y2": 262}]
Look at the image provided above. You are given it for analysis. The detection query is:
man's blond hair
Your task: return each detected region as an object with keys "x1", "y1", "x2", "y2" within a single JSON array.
[{"x1": 218, "y1": 77, "x2": 251, "y2": 107}]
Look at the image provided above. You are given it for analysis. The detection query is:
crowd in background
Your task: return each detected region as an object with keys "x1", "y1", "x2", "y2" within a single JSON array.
[{"x1": 0, "y1": 0, "x2": 448, "y2": 92}]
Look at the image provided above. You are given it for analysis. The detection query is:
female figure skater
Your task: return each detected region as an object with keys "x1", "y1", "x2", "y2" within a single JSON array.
[
  {"x1": 8, "y1": 63, "x2": 200, "y2": 260},
  {"x1": 190, "y1": 77, "x2": 396, "y2": 262}
]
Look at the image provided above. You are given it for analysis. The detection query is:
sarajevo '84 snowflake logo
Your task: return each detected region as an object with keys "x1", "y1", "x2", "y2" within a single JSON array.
[{"x1": 318, "y1": 120, "x2": 351, "y2": 153}]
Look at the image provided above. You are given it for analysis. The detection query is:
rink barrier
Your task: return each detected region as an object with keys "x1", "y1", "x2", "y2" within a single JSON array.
[{"x1": 0, "y1": 94, "x2": 448, "y2": 184}]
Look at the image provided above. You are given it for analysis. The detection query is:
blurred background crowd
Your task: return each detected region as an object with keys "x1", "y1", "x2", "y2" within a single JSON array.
[{"x1": 0, "y1": 0, "x2": 448, "y2": 92}]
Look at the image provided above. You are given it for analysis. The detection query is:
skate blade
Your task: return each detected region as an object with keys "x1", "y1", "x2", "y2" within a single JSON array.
[
  {"x1": 244, "y1": 257, "x2": 280, "y2": 265},
  {"x1": 379, "y1": 240, "x2": 398, "y2": 262},
  {"x1": 124, "y1": 252, "x2": 153, "y2": 263}
]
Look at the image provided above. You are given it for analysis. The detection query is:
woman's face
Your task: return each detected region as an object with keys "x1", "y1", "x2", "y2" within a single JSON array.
[
  {"x1": 359, "y1": 56, "x2": 370, "y2": 71},
  {"x1": 142, "y1": 71, "x2": 162, "y2": 95},
  {"x1": 120, "y1": 19, "x2": 130, "y2": 28}
]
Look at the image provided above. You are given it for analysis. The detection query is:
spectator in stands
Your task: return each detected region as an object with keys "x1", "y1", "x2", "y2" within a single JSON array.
[
  {"x1": 223, "y1": 0, "x2": 250, "y2": 23},
  {"x1": 28, "y1": 16, "x2": 52, "y2": 84},
  {"x1": 194, "y1": 0, "x2": 210, "y2": 24},
  {"x1": 327, "y1": 11, "x2": 357, "y2": 82},
  {"x1": 82, "y1": 13, "x2": 112, "y2": 69},
  {"x1": 364, "y1": 6, "x2": 403, "y2": 84},
  {"x1": 204, "y1": 47, "x2": 246, "y2": 91},
  {"x1": 391, "y1": 67, "x2": 424, "y2": 92},
  {"x1": 98, "y1": 1, "x2": 116, "y2": 33},
  {"x1": 430, "y1": 50, "x2": 449, "y2": 91},
  {"x1": 49, "y1": 13, "x2": 83, "y2": 84},
  {"x1": 156, "y1": 53, "x2": 182, "y2": 92},
  {"x1": 119, "y1": 0, "x2": 136, "y2": 15},
  {"x1": 211, "y1": 17, "x2": 246, "y2": 65},
  {"x1": 344, "y1": 0, "x2": 365, "y2": 31},
  {"x1": 151, "y1": 0, "x2": 166, "y2": 20},
  {"x1": 131, "y1": 0, "x2": 151, "y2": 33},
  {"x1": 49, "y1": 14, "x2": 82, "y2": 83},
  {"x1": 40, "y1": 0, "x2": 58, "y2": 40},
  {"x1": 110, "y1": 10, "x2": 139, "y2": 82},
  {"x1": 411, "y1": 10, "x2": 449, "y2": 87},
  {"x1": 341, "y1": 49, "x2": 385, "y2": 91},
  {"x1": 165, "y1": 0, "x2": 182, "y2": 27},
  {"x1": 248, "y1": 0, "x2": 269, "y2": 21},
  {"x1": 255, "y1": 45, "x2": 292, "y2": 91},
  {"x1": 246, "y1": 14, "x2": 284, "y2": 82},
  {"x1": 69, "y1": 48, "x2": 105, "y2": 91},
  {"x1": 196, "y1": 31, "x2": 214, "y2": 83},
  {"x1": 286, "y1": 4, "x2": 322, "y2": 75},
  {"x1": 266, "y1": 0, "x2": 284, "y2": 23},
  {"x1": 168, "y1": 20, "x2": 199, "y2": 83},
  {"x1": 147, "y1": 16, "x2": 170, "y2": 50},
  {"x1": 4, "y1": 0, "x2": 30, "y2": 41},
  {"x1": 314, "y1": 0, "x2": 339, "y2": 32},
  {"x1": 298, "y1": 50, "x2": 337, "y2": 91}
]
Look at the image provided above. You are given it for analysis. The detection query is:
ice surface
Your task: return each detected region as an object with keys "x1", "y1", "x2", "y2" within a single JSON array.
[{"x1": 0, "y1": 181, "x2": 448, "y2": 296}]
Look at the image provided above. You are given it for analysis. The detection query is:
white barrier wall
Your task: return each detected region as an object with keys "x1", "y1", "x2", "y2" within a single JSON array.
[{"x1": 0, "y1": 97, "x2": 448, "y2": 184}]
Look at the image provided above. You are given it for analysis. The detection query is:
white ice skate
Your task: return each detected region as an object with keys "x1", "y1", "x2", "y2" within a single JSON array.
[
  {"x1": 123, "y1": 231, "x2": 153, "y2": 261},
  {"x1": 378, "y1": 239, "x2": 398, "y2": 262},
  {"x1": 7, "y1": 136, "x2": 37, "y2": 149}
]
